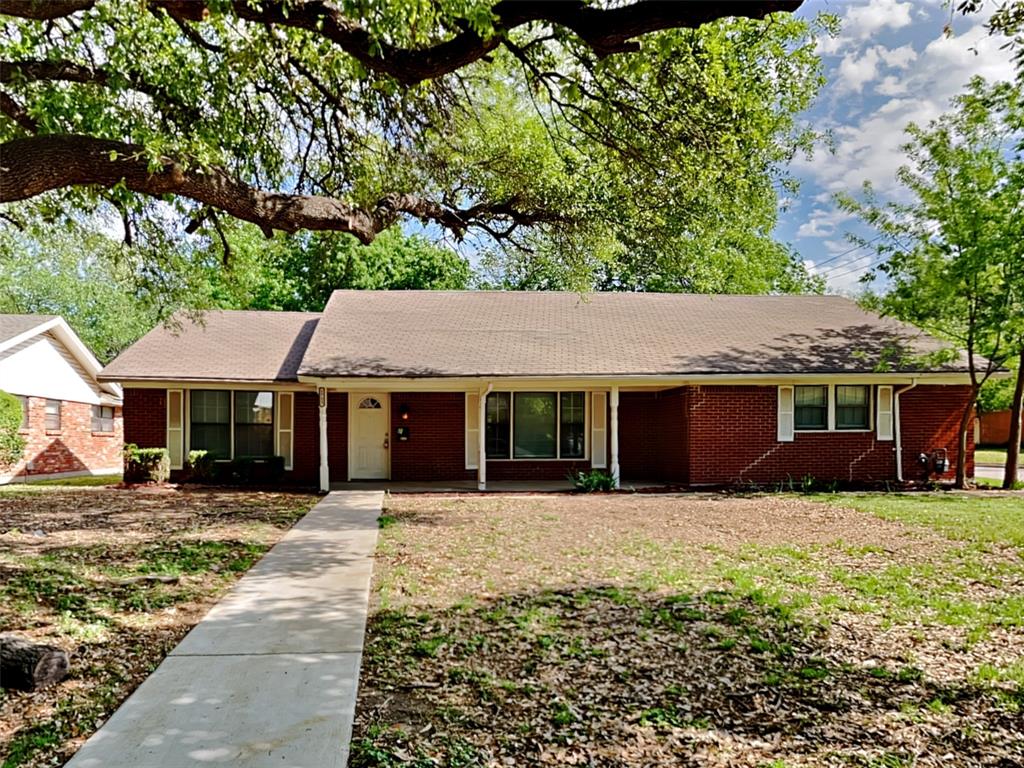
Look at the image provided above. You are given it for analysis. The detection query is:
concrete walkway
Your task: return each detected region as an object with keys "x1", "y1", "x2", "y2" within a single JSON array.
[{"x1": 65, "y1": 491, "x2": 383, "y2": 768}]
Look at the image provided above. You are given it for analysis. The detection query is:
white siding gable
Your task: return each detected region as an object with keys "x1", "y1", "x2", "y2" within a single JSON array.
[{"x1": 0, "y1": 335, "x2": 103, "y2": 404}]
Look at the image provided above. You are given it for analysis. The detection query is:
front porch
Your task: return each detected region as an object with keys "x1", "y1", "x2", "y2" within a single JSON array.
[{"x1": 330, "y1": 478, "x2": 673, "y2": 493}]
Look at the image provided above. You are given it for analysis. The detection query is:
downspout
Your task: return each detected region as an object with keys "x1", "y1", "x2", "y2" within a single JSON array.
[
  {"x1": 894, "y1": 379, "x2": 918, "y2": 483},
  {"x1": 478, "y1": 383, "x2": 492, "y2": 491}
]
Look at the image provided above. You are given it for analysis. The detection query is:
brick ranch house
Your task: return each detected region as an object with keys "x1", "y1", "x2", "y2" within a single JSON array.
[
  {"x1": 0, "y1": 314, "x2": 123, "y2": 483},
  {"x1": 100, "y1": 291, "x2": 975, "y2": 491}
]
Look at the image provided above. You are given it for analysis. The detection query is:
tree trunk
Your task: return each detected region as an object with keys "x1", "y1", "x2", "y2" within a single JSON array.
[
  {"x1": 1004, "y1": 350, "x2": 1024, "y2": 490},
  {"x1": 0, "y1": 634, "x2": 70, "y2": 691},
  {"x1": 955, "y1": 386, "x2": 980, "y2": 490}
]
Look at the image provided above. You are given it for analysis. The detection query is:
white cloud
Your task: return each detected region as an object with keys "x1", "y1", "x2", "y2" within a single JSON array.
[
  {"x1": 796, "y1": 15, "x2": 1015, "y2": 197},
  {"x1": 796, "y1": 208, "x2": 854, "y2": 238},
  {"x1": 836, "y1": 47, "x2": 882, "y2": 94},
  {"x1": 843, "y1": 0, "x2": 914, "y2": 39}
]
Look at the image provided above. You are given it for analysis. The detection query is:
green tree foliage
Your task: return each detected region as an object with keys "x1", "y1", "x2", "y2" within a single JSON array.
[
  {"x1": 840, "y1": 78, "x2": 1024, "y2": 488},
  {"x1": 0, "y1": 1, "x2": 822, "y2": 290},
  {"x1": 0, "y1": 390, "x2": 25, "y2": 469},
  {"x1": 220, "y1": 226, "x2": 471, "y2": 312}
]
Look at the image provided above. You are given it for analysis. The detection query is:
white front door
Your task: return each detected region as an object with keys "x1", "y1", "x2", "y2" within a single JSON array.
[{"x1": 350, "y1": 394, "x2": 389, "y2": 479}]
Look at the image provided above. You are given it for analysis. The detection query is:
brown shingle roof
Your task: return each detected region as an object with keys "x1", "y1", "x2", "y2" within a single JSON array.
[
  {"x1": 0, "y1": 314, "x2": 55, "y2": 344},
  {"x1": 298, "y1": 291, "x2": 968, "y2": 378},
  {"x1": 100, "y1": 311, "x2": 319, "y2": 382}
]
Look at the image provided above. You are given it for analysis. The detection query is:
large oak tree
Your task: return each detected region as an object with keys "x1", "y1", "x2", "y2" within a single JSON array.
[{"x1": 0, "y1": 0, "x2": 820, "y2": 284}]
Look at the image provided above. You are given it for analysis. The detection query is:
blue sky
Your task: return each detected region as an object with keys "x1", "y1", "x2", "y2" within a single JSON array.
[{"x1": 778, "y1": 0, "x2": 1016, "y2": 293}]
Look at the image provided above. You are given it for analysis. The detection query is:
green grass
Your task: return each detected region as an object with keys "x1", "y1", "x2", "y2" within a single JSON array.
[
  {"x1": 976, "y1": 448, "x2": 1021, "y2": 466},
  {"x1": 19, "y1": 473, "x2": 122, "y2": 487},
  {"x1": 817, "y1": 493, "x2": 1024, "y2": 549}
]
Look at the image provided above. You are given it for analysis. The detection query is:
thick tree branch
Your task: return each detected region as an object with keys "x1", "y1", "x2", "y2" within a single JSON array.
[
  {"x1": 0, "y1": 0, "x2": 93, "y2": 20},
  {"x1": 172, "y1": 0, "x2": 802, "y2": 86},
  {"x1": 0, "y1": 134, "x2": 549, "y2": 241},
  {"x1": 0, "y1": 88, "x2": 36, "y2": 131},
  {"x1": 1, "y1": 59, "x2": 105, "y2": 85}
]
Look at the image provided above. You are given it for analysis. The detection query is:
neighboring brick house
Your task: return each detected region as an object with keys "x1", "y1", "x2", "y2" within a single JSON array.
[
  {"x1": 100, "y1": 291, "x2": 981, "y2": 490},
  {"x1": 0, "y1": 315, "x2": 123, "y2": 482}
]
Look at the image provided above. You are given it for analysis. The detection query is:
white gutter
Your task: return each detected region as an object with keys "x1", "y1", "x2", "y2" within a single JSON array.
[{"x1": 894, "y1": 379, "x2": 918, "y2": 482}]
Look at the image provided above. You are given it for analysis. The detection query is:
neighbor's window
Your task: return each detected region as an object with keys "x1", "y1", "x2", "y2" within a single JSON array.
[
  {"x1": 485, "y1": 391, "x2": 586, "y2": 460},
  {"x1": 190, "y1": 390, "x2": 230, "y2": 458},
  {"x1": 485, "y1": 392, "x2": 511, "y2": 459},
  {"x1": 836, "y1": 385, "x2": 870, "y2": 430},
  {"x1": 45, "y1": 399, "x2": 61, "y2": 431},
  {"x1": 234, "y1": 391, "x2": 274, "y2": 457},
  {"x1": 91, "y1": 405, "x2": 114, "y2": 433},
  {"x1": 514, "y1": 392, "x2": 557, "y2": 458},
  {"x1": 17, "y1": 395, "x2": 28, "y2": 430},
  {"x1": 559, "y1": 392, "x2": 586, "y2": 459},
  {"x1": 794, "y1": 386, "x2": 827, "y2": 430}
]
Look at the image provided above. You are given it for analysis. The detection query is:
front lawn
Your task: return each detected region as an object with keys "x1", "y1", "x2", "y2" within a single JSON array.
[
  {"x1": 354, "y1": 492, "x2": 1024, "y2": 767},
  {"x1": 0, "y1": 485, "x2": 317, "y2": 768}
]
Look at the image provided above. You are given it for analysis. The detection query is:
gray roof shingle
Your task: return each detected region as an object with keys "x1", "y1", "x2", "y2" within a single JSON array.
[
  {"x1": 0, "y1": 314, "x2": 55, "y2": 344},
  {"x1": 298, "y1": 291, "x2": 968, "y2": 378},
  {"x1": 100, "y1": 311, "x2": 319, "y2": 382},
  {"x1": 101, "y1": 292, "x2": 971, "y2": 382}
]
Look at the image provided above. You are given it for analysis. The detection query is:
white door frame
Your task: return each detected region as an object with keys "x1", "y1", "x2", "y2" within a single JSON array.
[{"x1": 347, "y1": 392, "x2": 390, "y2": 480}]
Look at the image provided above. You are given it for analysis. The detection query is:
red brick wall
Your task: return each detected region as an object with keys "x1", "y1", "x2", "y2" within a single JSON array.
[
  {"x1": 123, "y1": 388, "x2": 166, "y2": 448},
  {"x1": 900, "y1": 385, "x2": 973, "y2": 483},
  {"x1": 9, "y1": 396, "x2": 122, "y2": 479},
  {"x1": 686, "y1": 384, "x2": 974, "y2": 486},
  {"x1": 291, "y1": 391, "x2": 320, "y2": 485},
  {"x1": 619, "y1": 388, "x2": 688, "y2": 483},
  {"x1": 390, "y1": 392, "x2": 468, "y2": 481},
  {"x1": 978, "y1": 409, "x2": 1021, "y2": 448},
  {"x1": 687, "y1": 385, "x2": 896, "y2": 485},
  {"x1": 327, "y1": 392, "x2": 348, "y2": 483}
]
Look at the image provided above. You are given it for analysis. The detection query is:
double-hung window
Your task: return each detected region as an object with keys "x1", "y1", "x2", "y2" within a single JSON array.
[
  {"x1": 485, "y1": 391, "x2": 586, "y2": 460},
  {"x1": 190, "y1": 390, "x2": 231, "y2": 458},
  {"x1": 794, "y1": 386, "x2": 827, "y2": 431},
  {"x1": 234, "y1": 391, "x2": 274, "y2": 457},
  {"x1": 189, "y1": 390, "x2": 275, "y2": 459},
  {"x1": 835, "y1": 385, "x2": 870, "y2": 430},
  {"x1": 45, "y1": 399, "x2": 61, "y2": 432},
  {"x1": 91, "y1": 405, "x2": 115, "y2": 432}
]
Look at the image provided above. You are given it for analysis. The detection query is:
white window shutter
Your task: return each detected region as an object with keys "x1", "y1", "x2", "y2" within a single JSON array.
[
  {"x1": 591, "y1": 391, "x2": 607, "y2": 468},
  {"x1": 167, "y1": 389, "x2": 184, "y2": 469},
  {"x1": 277, "y1": 392, "x2": 294, "y2": 469},
  {"x1": 876, "y1": 385, "x2": 894, "y2": 441},
  {"x1": 465, "y1": 392, "x2": 480, "y2": 469},
  {"x1": 777, "y1": 386, "x2": 795, "y2": 442}
]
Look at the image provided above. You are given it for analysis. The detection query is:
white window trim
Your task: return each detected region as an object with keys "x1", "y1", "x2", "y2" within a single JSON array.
[
  {"x1": 167, "y1": 389, "x2": 184, "y2": 470},
  {"x1": 484, "y1": 390, "x2": 590, "y2": 462},
  {"x1": 790, "y1": 384, "x2": 875, "y2": 435},
  {"x1": 465, "y1": 392, "x2": 480, "y2": 470},
  {"x1": 876, "y1": 385, "x2": 894, "y2": 441}
]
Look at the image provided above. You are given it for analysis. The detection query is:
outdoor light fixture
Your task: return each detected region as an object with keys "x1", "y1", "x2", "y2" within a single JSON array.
[{"x1": 399, "y1": 404, "x2": 410, "y2": 420}]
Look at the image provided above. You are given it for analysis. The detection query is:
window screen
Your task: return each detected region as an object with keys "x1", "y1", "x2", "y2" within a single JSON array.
[
  {"x1": 794, "y1": 386, "x2": 827, "y2": 430},
  {"x1": 190, "y1": 390, "x2": 230, "y2": 458}
]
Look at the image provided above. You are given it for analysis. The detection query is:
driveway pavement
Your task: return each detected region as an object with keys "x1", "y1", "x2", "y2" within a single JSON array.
[
  {"x1": 976, "y1": 462, "x2": 1022, "y2": 481},
  {"x1": 64, "y1": 490, "x2": 383, "y2": 768}
]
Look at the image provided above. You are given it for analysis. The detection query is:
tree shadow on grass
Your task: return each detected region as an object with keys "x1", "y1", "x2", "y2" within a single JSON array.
[{"x1": 353, "y1": 586, "x2": 1023, "y2": 767}]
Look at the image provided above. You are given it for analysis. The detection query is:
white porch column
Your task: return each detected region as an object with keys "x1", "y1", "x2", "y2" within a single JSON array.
[
  {"x1": 318, "y1": 386, "x2": 329, "y2": 492},
  {"x1": 478, "y1": 383, "x2": 491, "y2": 491},
  {"x1": 610, "y1": 385, "x2": 620, "y2": 489}
]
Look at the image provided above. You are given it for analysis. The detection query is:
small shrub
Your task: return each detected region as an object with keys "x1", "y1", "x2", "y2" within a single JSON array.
[
  {"x1": 123, "y1": 443, "x2": 170, "y2": 483},
  {"x1": 185, "y1": 450, "x2": 215, "y2": 483},
  {"x1": 0, "y1": 390, "x2": 26, "y2": 469},
  {"x1": 569, "y1": 469, "x2": 617, "y2": 492},
  {"x1": 225, "y1": 455, "x2": 285, "y2": 485}
]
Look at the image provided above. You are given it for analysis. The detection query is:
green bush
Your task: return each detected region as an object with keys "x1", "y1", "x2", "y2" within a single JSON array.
[
  {"x1": 123, "y1": 443, "x2": 170, "y2": 483},
  {"x1": 569, "y1": 469, "x2": 617, "y2": 492},
  {"x1": 227, "y1": 455, "x2": 285, "y2": 485},
  {"x1": 185, "y1": 450, "x2": 216, "y2": 482},
  {"x1": 0, "y1": 390, "x2": 26, "y2": 469}
]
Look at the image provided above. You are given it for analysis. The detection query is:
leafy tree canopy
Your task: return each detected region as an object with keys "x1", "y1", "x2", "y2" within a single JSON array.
[
  {"x1": 840, "y1": 77, "x2": 1024, "y2": 486},
  {"x1": 0, "y1": 0, "x2": 823, "y2": 289}
]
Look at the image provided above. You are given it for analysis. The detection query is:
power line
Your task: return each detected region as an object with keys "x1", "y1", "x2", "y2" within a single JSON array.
[
  {"x1": 823, "y1": 255, "x2": 889, "y2": 282},
  {"x1": 809, "y1": 233, "x2": 885, "y2": 270}
]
